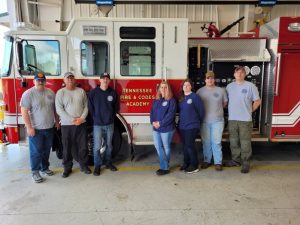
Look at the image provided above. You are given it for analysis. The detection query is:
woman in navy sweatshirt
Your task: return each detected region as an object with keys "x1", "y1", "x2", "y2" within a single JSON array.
[
  {"x1": 150, "y1": 80, "x2": 177, "y2": 176},
  {"x1": 179, "y1": 79, "x2": 205, "y2": 174}
]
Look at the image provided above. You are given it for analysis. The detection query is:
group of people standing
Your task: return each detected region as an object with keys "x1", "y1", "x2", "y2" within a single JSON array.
[
  {"x1": 21, "y1": 72, "x2": 118, "y2": 183},
  {"x1": 21, "y1": 65, "x2": 260, "y2": 183},
  {"x1": 150, "y1": 66, "x2": 261, "y2": 176}
]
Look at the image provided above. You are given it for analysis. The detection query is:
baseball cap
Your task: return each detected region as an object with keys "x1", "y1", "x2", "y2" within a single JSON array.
[
  {"x1": 205, "y1": 71, "x2": 215, "y2": 79},
  {"x1": 34, "y1": 72, "x2": 46, "y2": 80},
  {"x1": 64, "y1": 72, "x2": 75, "y2": 78},
  {"x1": 100, "y1": 72, "x2": 110, "y2": 79}
]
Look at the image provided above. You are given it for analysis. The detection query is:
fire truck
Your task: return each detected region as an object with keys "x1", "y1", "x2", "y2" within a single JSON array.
[{"x1": 0, "y1": 17, "x2": 299, "y2": 157}]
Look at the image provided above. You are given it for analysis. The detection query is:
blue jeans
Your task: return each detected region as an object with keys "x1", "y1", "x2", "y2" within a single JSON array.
[
  {"x1": 93, "y1": 124, "x2": 114, "y2": 167},
  {"x1": 153, "y1": 130, "x2": 174, "y2": 170},
  {"x1": 28, "y1": 128, "x2": 54, "y2": 172},
  {"x1": 201, "y1": 121, "x2": 224, "y2": 165}
]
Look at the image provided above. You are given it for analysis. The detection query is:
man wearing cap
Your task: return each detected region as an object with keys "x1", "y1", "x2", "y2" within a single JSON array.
[
  {"x1": 20, "y1": 72, "x2": 59, "y2": 183},
  {"x1": 225, "y1": 66, "x2": 261, "y2": 173},
  {"x1": 196, "y1": 71, "x2": 228, "y2": 171},
  {"x1": 88, "y1": 72, "x2": 119, "y2": 176},
  {"x1": 55, "y1": 72, "x2": 91, "y2": 178}
]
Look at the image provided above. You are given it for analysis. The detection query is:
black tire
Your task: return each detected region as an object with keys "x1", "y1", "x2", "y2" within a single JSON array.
[{"x1": 112, "y1": 125, "x2": 122, "y2": 158}]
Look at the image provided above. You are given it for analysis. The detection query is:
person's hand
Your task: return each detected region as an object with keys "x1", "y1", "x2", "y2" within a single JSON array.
[
  {"x1": 26, "y1": 127, "x2": 35, "y2": 137},
  {"x1": 73, "y1": 117, "x2": 83, "y2": 126},
  {"x1": 55, "y1": 121, "x2": 61, "y2": 130},
  {"x1": 152, "y1": 121, "x2": 160, "y2": 129}
]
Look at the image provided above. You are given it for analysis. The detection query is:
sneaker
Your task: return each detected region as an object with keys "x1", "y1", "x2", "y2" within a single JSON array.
[
  {"x1": 32, "y1": 171, "x2": 44, "y2": 183},
  {"x1": 106, "y1": 164, "x2": 118, "y2": 172},
  {"x1": 93, "y1": 166, "x2": 101, "y2": 176},
  {"x1": 62, "y1": 169, "x2": 72, "y2": 178},
  {"x1": 201, "y1": 162, "x2": 211, "y2": 169},
  {"x1": 241, "y1": 163, "x2": 250, "y2": 174},
  {"x1": 156, "y1": 169, "x2": 170, "y2": 176},
  {"x1": 179, "y1": 164, "x2": 188, "y2": 171},
  {"x1": 184, "y1": 166, "x2": 199, "y2": 174},
  {"x1": 80, "y1": 166, "x2": 92, "y2": 174},
  {"x1": 41, "y1": 169, "x2": 54, "y2": 176},
  {"x1": 215, "y1": 164, "x2": 223, "y2": 171},
  {"x1": 224, "y1": 160, "x2": 241, "y2": 167}
]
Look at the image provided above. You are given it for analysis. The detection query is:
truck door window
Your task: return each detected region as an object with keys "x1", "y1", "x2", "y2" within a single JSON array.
[
  {"x1": 120, "y1": 41, "x2": 155, "y2": 76},
  {"x1": 120, "y1": 27, "x2": 156, "y2": 39},
  {"x1": 21, "y1": 40, "x2": 60, "y2": 76},
  {"x1": 1, "y1": 36, "x2": 13, "y2": 77},
  {"x1": 81, "y1": 41, "x2": 109, "y2": 76}
]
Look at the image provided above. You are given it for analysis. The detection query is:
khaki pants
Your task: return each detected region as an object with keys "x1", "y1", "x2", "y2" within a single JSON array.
[{"x1": 228, "y1": 120, "x2": 253, "y2": 163}]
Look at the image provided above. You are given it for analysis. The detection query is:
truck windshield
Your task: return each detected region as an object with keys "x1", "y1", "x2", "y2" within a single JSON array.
[
  {"x1": 21, "y1": 40, "x2": 61, "y2": 76},
  {"x1": 1, "y1": 36, "x2": 13, "y2": 76}
]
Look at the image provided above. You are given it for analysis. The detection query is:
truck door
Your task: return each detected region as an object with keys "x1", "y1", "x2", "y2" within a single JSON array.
[
  {"x1": 272, "y1": 50, "x2": 300, "y2": 139},
  {"x1": 113, "y1": 21, "x2": 163, "y2": 114}
]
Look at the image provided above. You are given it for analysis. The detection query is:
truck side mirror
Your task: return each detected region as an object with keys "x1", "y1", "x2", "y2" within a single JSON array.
[{"x1": 24, "y1": 44, "x2": 37, "y2": 69}]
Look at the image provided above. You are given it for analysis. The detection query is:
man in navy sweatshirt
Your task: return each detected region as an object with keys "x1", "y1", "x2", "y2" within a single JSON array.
[{"x1": 88, "y1": 72, "x2": 119, "y2": 176}]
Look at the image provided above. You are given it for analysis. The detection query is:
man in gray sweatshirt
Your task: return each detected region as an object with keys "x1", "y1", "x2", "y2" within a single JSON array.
[{"x1": 55, "y1": 72, "x2": 91, "y2": 178}]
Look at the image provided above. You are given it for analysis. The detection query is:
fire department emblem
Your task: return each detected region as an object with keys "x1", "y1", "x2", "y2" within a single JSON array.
[
  {"x1": 213, "y1": 93, "x2": 219, "y2": 98},
  {"x1": 187, "y1": 99, "x2": 192, "y2": 104},
  {"x1": 107, "y1": 96, "x2": 113, "y2": 101}
]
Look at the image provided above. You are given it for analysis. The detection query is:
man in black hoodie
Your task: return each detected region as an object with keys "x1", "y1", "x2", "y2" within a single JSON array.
[{"x1": 88, "y1": 72, "x2": 119, "y2": 176}]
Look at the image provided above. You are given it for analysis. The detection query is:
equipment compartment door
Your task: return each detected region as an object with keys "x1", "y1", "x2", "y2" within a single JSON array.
[{"x1": 271, "y1": 51, "x2": 300, "y2": 139}]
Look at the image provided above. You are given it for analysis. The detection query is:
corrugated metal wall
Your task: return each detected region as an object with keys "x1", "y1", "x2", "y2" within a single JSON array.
[{"x1": 60, "y1": 1, "x2": 300, "y2": 35}]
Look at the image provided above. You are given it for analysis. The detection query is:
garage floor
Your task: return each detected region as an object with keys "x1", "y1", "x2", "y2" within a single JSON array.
[{"x1": 0, "y1": 140, "x2": 300, "y2": 225}]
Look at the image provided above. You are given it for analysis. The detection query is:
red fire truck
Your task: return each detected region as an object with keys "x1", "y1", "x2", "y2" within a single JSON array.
[{"x1": 0, "y1": 17, "x2": 299, "y2": 156}]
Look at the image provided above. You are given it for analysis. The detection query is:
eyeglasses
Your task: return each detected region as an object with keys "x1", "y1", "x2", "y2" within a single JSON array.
[{"x1": 206, "y1": 77, "x2": 215, "y2": 80}]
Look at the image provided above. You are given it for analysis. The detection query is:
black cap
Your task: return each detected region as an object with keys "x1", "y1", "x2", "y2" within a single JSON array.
[
  {"x1": 100, "y1": 72, "x2": 110, "y2": 79},
  {"x1": 34, "y1": 72, "x2": 46, "y2": 80}
]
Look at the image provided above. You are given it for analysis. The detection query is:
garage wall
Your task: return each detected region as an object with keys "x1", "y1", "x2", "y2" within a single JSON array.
[
  {"x1": 60, "y1": 1, "x2": 300, "y2": 34},
  {"x1": 4, "y1": 0, "x2": 300, "y2": 34}
]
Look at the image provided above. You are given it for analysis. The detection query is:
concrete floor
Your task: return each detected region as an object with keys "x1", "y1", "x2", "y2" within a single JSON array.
[{"x1": 0, "y1": 140, "x2": 300, "y2": 225}]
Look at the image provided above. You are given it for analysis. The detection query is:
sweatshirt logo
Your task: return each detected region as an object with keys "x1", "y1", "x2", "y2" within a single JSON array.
[
  {"x1": 162, "y1": 101, "x2": 168, "y2": 106},
  {"x1": 213, "y1": 93, "x2": 219, "y2": 98},
  {"x1": 107, "y1": 96, "x2": 113, "y2": 101},
  {"x1": 187, "y1": 99, "x2": 192, "y2": 104},
  {"x1": 241, "y1": 89, "x2": 248, "y2": 94}
]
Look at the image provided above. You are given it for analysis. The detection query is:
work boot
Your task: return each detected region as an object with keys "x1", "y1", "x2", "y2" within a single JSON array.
[
  {"x1": 224, "y1": 160, "x2": 241, "y2": 167},
  {"x1": 93, "y1": 166, "x2": 101, "y2": 176},
  {"x1": 201, "y1": 162, "x2": 211, "y2": 169},
  {"x1": 80, "y1": 166, "x2": 92, "y2": 174},
  {"x1": 241, "y1": 162, "x2": 250, "y2": 174},
  {"x1": 215, "y1": 164, "x2": 223, "y2": 171},
  {"x1": 156, "y1": 169, "x2": 170, "y2": 176},
  {"x1": 106, "y1": 164, "x2": 118, "y2": 171},
  {"x1": 62, "y1": 169, "x2": 72, "y2": 178}
]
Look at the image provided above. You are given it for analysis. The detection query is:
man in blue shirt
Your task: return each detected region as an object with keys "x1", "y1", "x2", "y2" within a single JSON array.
[
  {"x1": 225, "y1": 66, "x2": 261, "y2": 173},
  {"x1": 88, "y1": 72, "x2": 119, "y2": 176}
]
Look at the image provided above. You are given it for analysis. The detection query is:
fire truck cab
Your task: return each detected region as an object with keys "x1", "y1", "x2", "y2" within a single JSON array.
[{"x1": 0, "y1": 18, "x2": 188, "y2": 155}]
